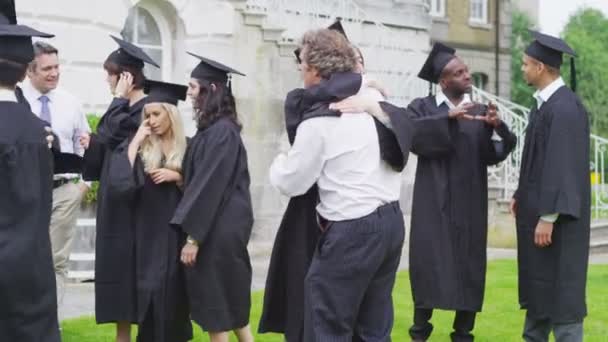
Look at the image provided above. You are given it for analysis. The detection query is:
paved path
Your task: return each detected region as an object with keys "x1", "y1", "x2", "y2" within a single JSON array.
[{"x1": 63, "y1": 245, "x2": 597, "y2": 321}]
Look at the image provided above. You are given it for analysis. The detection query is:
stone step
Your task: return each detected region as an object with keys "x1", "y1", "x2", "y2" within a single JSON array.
[
  {"x1": 591, "y1": 221, "x2": 608, "y2": 241},
  {"x1": 591, "y1": 239, "x2": 608, "y2": 255}
]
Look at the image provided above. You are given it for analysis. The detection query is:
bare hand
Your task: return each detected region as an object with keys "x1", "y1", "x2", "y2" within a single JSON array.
[
  {"x1": 133, "y1": 119, "x2": 151, "y2": 145},
  {"x1": 77, "y1": 182, "x2": 90, "y2": 195},
  {"x1": 534, "y1": 220, "x2": 554, "y2": 247},
  {"x1": 114, "y1": 72, "x2": 134, "y2": 98},
  {"x1": 181, "y1": 242, "x2": 199, "y2": 267},
  {"x1": 448, "y1": 103, "x2": 475, "y2": 120},
  {"x1": 509, "y1": 198, "x2": 517, "y2": 218},
  {"x1": 474, "y1": 101, "x2": 501, "y2": 128},
  {"x1": 148, "y1": 168, "x2": 182, "y2": 184},
  {"x1": 45, "y1": 127, "x2": 54, "y2": 149},
  {"x1": 79, "y1": 132, "x2": 91, "y2": 150},
  {"x1": 364, "y1": 79, "x2": 389, "y2": 98}
]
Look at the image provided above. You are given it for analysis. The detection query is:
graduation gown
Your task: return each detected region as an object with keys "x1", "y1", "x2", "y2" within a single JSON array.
[
  {"x1": 514, "y1": 86, "x2": 590, "y2": 323},
  {"x1": 82, "y1": 96, "x2": 148, "y2": 324},
  {"x1": 259, "y1": 73, "x2": 413, "y2": 341},
  {"x1": 0, "y1": 101, "x2": 60, "y2": 342},
  {"x1": 407, "y1": 95, "x2": 517, "y2": 312},
  {"x1": 170, "y1": 117, "x2": 254, "y2": 332},
  {"x1": 108, "y1": 140, "x2": 192, "y2": 342}
]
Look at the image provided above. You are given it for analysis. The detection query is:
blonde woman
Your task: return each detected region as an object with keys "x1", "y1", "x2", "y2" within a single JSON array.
[{"x1": 110, "y1": 80, "x2": 193, "y2": 342}]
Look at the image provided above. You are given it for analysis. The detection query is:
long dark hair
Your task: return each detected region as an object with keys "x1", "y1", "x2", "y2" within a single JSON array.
[{"x1": 193, "y1": 79, "x2": 241, "y2": 131}]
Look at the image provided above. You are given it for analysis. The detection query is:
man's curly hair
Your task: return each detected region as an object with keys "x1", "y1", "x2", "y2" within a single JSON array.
[{"x1": 300, "y1": 28, "x2": 357, "y2": 79}]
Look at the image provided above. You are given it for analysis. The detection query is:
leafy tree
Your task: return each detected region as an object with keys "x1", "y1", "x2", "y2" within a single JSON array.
[
  {"x1": 510, "y1": 9, "x2": 535, "y2": 108},
  {"x1": 562, "y1": 8, "x2": 608, "y2": 136}
]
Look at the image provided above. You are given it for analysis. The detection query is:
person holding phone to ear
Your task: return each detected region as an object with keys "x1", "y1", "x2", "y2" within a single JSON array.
[{"x1": 79, "y1": 36, "x2": 159, "y2": 342}]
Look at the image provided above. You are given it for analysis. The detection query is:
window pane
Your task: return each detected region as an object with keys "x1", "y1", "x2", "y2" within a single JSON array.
[
  {"x1": 122, "y1": 7, "x2": 136, "y2": 41},
  {"x1": 136, "y1": 8, "x2": 161, "y2": 46},
  {"x1": 143, "y1": 48, "x2": 162, "y2": 80}
]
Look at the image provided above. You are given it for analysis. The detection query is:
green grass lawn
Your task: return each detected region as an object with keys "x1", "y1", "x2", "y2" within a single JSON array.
[{"x1": 60, "y1": 260, "x2": 608, "y2": 341}]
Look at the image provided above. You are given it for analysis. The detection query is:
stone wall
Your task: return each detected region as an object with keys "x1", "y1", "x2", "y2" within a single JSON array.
[{"x1": 17, "y1": 0, "x2": 431, "y2": 241}]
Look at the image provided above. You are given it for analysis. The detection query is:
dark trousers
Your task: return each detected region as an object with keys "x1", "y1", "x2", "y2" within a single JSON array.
[
  {"x1": 523, "y1": 313, "x2": 583, "y2": 342},
  {"x1": 303, "y1": 202, "x2": 405, "y2": 342},
  {"x1": 409, "y1": 308, "x2": 476, "y2": 342}
]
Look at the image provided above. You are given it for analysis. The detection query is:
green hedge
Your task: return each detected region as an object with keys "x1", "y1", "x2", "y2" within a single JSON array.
[{"x1": 84, "y1": 114, "x2": 100, "y2": 204}]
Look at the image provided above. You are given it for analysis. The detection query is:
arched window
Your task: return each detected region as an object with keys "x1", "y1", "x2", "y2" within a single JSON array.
[
  {"x1": 472, "y1": 72, "x2": 489, "y2": 91},
  {"x1": 122, "y1": 6, "x2": 163, "y2": 80}
]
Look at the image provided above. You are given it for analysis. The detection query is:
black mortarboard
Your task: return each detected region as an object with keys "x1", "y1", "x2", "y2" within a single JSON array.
[
  {"x1": 53, "y1": 153, "x2": 83, "y2": 174},
  {"x1": 417, "y1": 42, "x2": 456, "y2": 84},
  {"x1": 143, "y1": 80, "x2": 188, "y2": 106},
  {"x1": 105, "y1": 35, "x2": 160, "y2": 69},
  {"x1": 0, "y1": 0, "x2": 54, "y2": 64},
  {"x1": 294, "y1": 18, "x2": 349, "y2": 64},
  {"x1": 525, "y1": 30, "x2": 578, "y2": 91},
  {"x1": 0, "y1": 0, "x2": 16, "y2": 25},
  {"x1": 188, "y1": 52, "x2": 245, "y2": 84}
]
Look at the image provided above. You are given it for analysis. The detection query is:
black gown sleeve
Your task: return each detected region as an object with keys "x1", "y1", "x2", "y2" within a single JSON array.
[
  {"x1": 106, "y1": 140, "x2": 145, "y2": 196},
  {"x1": 378, "y1": 101, "x2": 415, "y2": 171},
  {"x1": 82, "y1": 134, "x2": 106, "y2": 181},
  {"x1": 170, "y1": 123, "x2": 241, "y2": 242},
  {"x1": 538, "y1": 99, "x2": 589, "y2": 219},
  {"x1": 480, "y1": 121, "x2": 517, "y2": 166},
  {"x1": 406, "y1": 99, "x2": 454, "y2": 158}
]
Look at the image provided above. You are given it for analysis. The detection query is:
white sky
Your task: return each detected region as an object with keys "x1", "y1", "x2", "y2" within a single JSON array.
[{"x1": 539, "y1": 0, "x2": 608, "y2": 36}]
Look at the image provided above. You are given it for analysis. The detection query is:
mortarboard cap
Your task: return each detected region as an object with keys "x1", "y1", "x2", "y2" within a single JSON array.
[
  {"x1": 525, "y1": 30, "x2": 578, "y2": 91},
  {"x1": 105, "y1": 35, "x2": 160, "y2": 69},
  {"x1": 0, "y1": 0, "x2": 54, "y2": 64},
  {"x1": 0, "y1": 0, "x2": 16, "y2": 25},
  {"x1": 143, "y1": 80, "x2": 188, "y2": 106},
  {"x1": 417, "y1": 42, "x2": 456, "y2": 84},
  {"x1": 188, "y1": 52, "x2": 245, "y2": 84},
  {"x1": 294, "y1": 18, "x2": 349, "y2": 64}
]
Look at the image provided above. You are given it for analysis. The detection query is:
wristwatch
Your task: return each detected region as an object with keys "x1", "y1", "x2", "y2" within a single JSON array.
[{"x1": 187, "y1": 236, "x2": 198, "y2": 246}]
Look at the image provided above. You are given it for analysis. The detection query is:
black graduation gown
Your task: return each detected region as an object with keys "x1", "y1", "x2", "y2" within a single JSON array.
[
  {"x1": 82, "y1": 97, "x2": 148, "y2": 324},
  {"x1": 170, "y1": 118, "x2": 254, "y2": 332},
  {"x1": 407, "y1": 95, "x2": 517, "y2": 312},
  {"x1": 0, "y1": 101, "x2": 60, "y2": 342},
  {"x1": 15, "y1": 86, "x2": 31, "y2": 110},
  {"x1": 108, "y1": 140, "x2": 192, "y2": 342},
  {"x1": 514, "y1": 86, "x2": 590, "y2": 323},
  {"x1": 259, "y1": 73, "x2": 413, "y2": 342}
]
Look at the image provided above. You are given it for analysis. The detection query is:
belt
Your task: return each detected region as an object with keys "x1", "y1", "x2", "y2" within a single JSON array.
[{"x1": 53, "y1": 178, "x2": 76, "y2": 189}]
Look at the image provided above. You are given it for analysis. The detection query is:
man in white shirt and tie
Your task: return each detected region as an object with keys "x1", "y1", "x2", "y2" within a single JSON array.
[
  {"x1": 21, "y1": 41, "x2": 90, "y2": 302},
  {"x1": 270, "y1": 28, "x2": 407, "y2": 342}
]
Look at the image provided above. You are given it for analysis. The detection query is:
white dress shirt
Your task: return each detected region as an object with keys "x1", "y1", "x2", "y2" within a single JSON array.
[
  {"x1": 269, "y1": 87, "x2": 402, "y2": 221},
  {"x1": 532, "y1": 77, "x2": 565, "y2": 223},
  {"x1": 22, "y1": 80, "x2": 90, "y2": 180},
  {"x1": 435, "y1": 90, "x2": 473, "y2": 109},
  {"x1": 0, "y1": 88, "x2": 17, "y2": 102},
  {"x1": 534, "y1": 77, "x2": 565, "y2": 110}
]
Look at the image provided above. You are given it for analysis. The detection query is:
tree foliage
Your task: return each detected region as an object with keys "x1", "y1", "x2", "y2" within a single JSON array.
[
  {"x1": 510, "y1": 9, "x2": 535, "y2": 108},
  {"x1": 562, "y1": 8, "x2": 608, "y2": 136}
]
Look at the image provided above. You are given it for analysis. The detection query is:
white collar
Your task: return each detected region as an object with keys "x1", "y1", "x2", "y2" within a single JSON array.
[
  {"x1": 0, "y1": 88, "x2": 17, "y2": 102},
  {"x1": 23, "y1": 80, "x2": 54, "y2": 102},
  {"x1": 533, "y1": 77, "x2": 565, "y2": 109},
  {"x1": 435, "y1": 90, "x2": 472, "y2": 110}
]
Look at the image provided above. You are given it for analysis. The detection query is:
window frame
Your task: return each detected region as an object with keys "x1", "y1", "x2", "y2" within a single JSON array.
[
  {"x1": 122, "y1": 4, "x2": 172, "y2": 80},
  {"x1": 428, "y1": 0, "x2": 446, "y2": 18},
  {"x1": 469, "y1": 0, "x2": 489, "y2": 24}
]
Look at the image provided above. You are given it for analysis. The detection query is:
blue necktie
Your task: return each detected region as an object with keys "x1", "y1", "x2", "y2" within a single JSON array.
[{"x1": 39, "y1": 95, "x2": 51, "y2": 125}]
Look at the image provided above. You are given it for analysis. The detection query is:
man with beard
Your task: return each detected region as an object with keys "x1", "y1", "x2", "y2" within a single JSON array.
[
  {"x1": 512, "y1": 30, "x2": 590, "y2": 342},
  {"x1": 403, "y1": 42, "x2": 517, "y2": 342}
]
